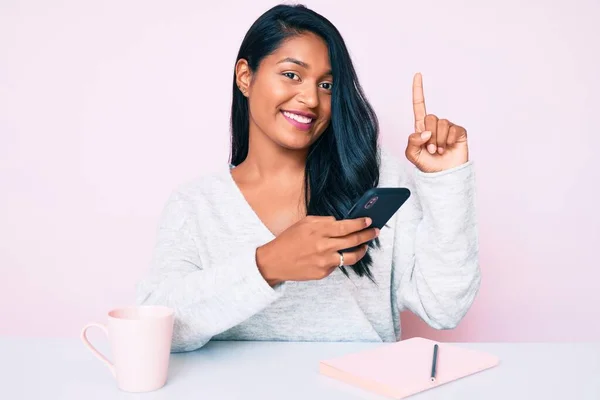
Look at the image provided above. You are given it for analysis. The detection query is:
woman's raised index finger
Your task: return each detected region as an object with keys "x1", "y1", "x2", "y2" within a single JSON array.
[{"x1": 412, "y1": 72, "x2": 427, "y2": 133}]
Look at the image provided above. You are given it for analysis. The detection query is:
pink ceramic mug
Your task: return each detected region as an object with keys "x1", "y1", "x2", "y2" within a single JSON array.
[{"x1": 81, "y1": 305, "x2": 175, "y2": 392}]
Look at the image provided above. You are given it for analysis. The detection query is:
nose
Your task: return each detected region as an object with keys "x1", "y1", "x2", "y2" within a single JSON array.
[{"x1": 297, "y1": 83, "x2": 319, "y2": 109}]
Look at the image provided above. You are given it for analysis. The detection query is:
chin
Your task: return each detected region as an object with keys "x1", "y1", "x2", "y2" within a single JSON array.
[
  {"x1": 275, "y1": 131, "x2": 320, "y2": 151},
  {"x1": 274, "y1": 122, "x2": 327, "y2": 150},
  {"x1": 277, "y1": 138, "x2": 313, "y2": 151}
]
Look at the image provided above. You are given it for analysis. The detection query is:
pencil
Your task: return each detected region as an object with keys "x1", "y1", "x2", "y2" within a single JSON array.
[{"x1": 430, "y1": 344, "x2": 439, "y2": 382}]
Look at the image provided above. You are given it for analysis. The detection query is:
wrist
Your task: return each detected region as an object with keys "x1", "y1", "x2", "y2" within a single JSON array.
[{"x1": 255, "y1": 243, "x2": 283, "y2": 287}]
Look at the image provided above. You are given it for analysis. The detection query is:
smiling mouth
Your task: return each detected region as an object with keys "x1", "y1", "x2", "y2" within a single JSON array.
[{"x1": 281, "y1": 110, "x2": 315, "y2": 131}]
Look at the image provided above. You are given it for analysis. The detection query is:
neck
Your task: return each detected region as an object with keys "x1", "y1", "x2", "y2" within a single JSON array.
[{"x1": 239, "y1": 127, "x2": 307, "y2": 182}]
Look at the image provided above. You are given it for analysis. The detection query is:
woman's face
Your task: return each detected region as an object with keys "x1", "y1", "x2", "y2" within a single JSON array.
[{"x1": 236, "y1": 32, "x2": 333, "y2": 151}]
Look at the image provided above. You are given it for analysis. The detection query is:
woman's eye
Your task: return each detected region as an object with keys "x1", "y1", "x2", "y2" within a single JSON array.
[
  {"x1": 320, "y1": 82, "x2": 333, "y2": 90},
  {"x1": 283, "y1": 72, "x2": 299, "y2": 80}
]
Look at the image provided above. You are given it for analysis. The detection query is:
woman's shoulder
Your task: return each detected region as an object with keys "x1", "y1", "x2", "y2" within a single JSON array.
[
  {"x1": 164, "y1": 164, "x2": 235, "y2": 208},
  {"x1": 377, "y1": 147, "x2": 415, "y2": 188}
]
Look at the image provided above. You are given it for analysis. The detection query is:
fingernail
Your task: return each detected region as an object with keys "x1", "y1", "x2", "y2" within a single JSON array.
[
  {"x1": 375, "y1": 228, "x2": 380, "y2": 236},
  {"x1": 365, "y1": 218, "x2": 372, "y2": 226},
  {"x1": 427, "y1": 144, "x2": 437, "y2": 154},
  {"x1": 437, "y1": 147, "x2": 444, "y2": 154},
  {"x1": 421, "y1": 131, "x2": 432, "y2": 140}
]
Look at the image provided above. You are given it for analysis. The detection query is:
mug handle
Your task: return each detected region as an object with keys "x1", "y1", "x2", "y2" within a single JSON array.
[{"x1": 80, "y1": 323, "x2": 116, "y2": 377}]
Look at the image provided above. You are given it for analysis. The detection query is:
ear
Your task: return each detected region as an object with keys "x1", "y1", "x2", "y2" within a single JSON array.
[{"x1": 235, "y1": 59, "x2": 252, "y2": 97}]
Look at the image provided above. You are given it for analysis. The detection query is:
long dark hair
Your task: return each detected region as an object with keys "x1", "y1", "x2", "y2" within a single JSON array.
[{"x1": 230, "y1": 4, "x2": 381, "y2": 280}]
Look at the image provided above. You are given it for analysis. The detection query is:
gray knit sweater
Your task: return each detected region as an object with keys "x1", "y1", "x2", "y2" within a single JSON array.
[{"x1": 135, "y1": 150, "x2": 481, "y2": 352}]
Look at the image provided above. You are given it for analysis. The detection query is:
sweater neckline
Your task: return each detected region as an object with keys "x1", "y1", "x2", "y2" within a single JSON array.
[{"x1": 223, "y1": 164, "x2": 278, "y2": 240}]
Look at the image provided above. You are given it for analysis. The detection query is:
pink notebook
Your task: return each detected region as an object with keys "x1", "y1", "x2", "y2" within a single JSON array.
[{"x1": 319, "y1": 337, "x2": 500, "y2": 399}]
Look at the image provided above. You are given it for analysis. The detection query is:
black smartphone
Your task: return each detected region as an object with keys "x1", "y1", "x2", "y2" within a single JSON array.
[{"x1": 341, "y1": 187, "x2": 411, "y2": 251}]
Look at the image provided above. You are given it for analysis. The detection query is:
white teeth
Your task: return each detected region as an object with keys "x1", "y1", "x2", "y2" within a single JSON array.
[{"x1": 283, "y1": 111, "x2": 313, "y2": 124}]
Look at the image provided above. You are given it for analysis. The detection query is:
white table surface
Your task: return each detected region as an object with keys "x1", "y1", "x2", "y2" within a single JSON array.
[{"x1": 1, "y1": 338, "x2": 599, "y2": 399}]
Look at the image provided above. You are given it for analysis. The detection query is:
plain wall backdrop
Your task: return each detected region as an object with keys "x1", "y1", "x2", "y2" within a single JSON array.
[{"x1": 1, "y1": 0, "x2": 599, "y2": 342}]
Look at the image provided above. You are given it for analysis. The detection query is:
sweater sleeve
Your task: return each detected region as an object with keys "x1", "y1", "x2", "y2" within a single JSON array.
[
  {"x1": 391, "y1": 157, "x2": 481, "y2": 330},
  {"x1": 135, "y1": 190, "x2": 286, "y2": 352}
]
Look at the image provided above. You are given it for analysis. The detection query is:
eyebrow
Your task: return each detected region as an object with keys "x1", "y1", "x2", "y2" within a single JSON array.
[{"x1": 276, "y1": 57, "x2": 332, "y2": 76}]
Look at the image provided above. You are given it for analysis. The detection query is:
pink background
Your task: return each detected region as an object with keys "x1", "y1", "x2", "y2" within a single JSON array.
[{"x1": 1, "y1": 0, "x2": 599, "y2": 342}]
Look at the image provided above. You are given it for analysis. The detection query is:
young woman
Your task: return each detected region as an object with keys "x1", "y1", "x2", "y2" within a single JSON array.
[{"x1": 136, "y1": 4, "x2": 481, "y2": 352}]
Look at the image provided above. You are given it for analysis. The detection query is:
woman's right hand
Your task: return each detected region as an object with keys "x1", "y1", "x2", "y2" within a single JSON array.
[{"x1": 255, "y1": 216, "x2": 379, "y2": 285}]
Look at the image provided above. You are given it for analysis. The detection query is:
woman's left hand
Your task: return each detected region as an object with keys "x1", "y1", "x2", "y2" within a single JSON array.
[{"x1": 405, "y1": 73, "x2": 469, "y2": 173}]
